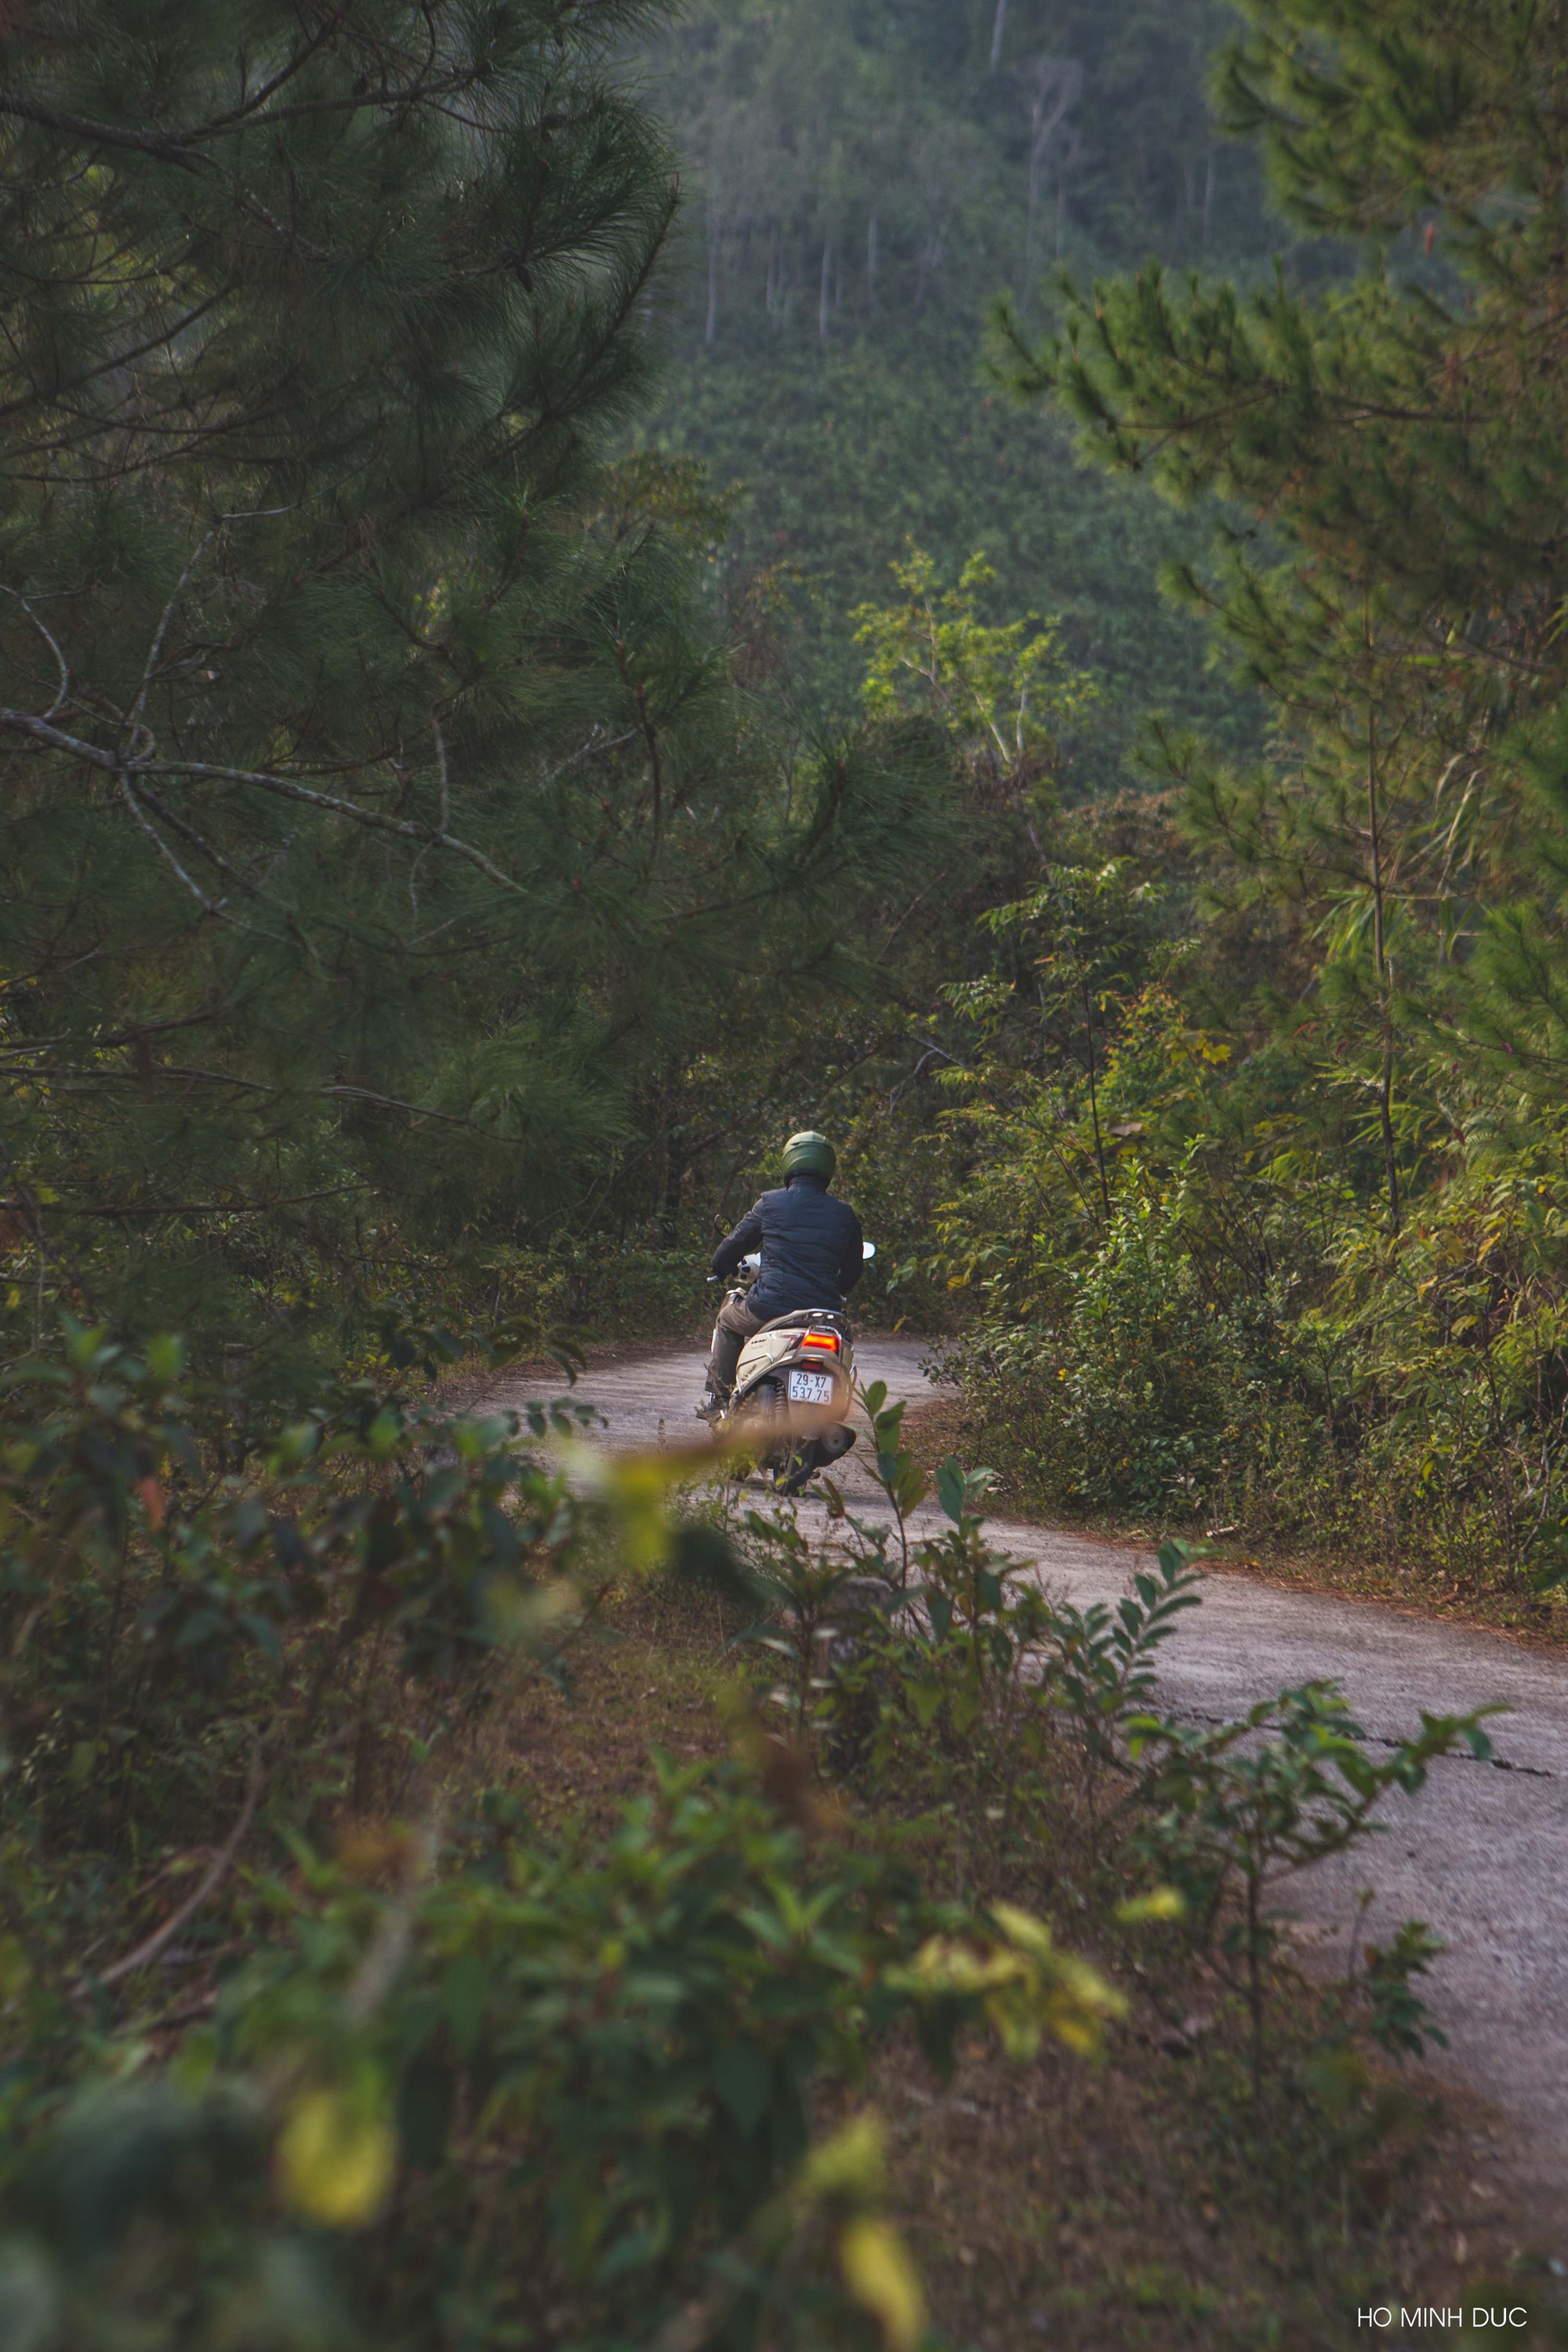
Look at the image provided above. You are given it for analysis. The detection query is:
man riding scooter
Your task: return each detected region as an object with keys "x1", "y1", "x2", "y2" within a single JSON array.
[{"x1": 699, "y1": 1131, "x2": 864, "y2": 1418}]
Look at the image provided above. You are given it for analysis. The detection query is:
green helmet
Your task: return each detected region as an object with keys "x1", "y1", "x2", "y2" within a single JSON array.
[{"x1": 782, "y1": 1129, "x2": 837, "y2": 1181}]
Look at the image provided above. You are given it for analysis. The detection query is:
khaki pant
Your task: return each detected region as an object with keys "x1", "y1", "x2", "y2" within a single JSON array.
[{"x1": 707, "y1": 1293, "x2": 767, "y2": 1398}]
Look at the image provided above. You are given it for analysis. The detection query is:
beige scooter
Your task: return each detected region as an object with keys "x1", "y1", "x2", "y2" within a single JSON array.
[{"x1": 705, "y1": 1243, "x2": 874, "y2": 1495}]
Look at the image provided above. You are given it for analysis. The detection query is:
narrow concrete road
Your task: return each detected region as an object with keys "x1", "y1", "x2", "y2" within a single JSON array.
[{"x1": 488, "y1": 1337, "x2": 1568, "y2": 2208}]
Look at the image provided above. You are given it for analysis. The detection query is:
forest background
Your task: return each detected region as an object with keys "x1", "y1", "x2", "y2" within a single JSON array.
[
  {"x1": 3, "y1": 5, "x2": 1568, "y2": 2343},
  {"x1": 9, "y1": 0, "x2": 1568, "y2": 1611}
]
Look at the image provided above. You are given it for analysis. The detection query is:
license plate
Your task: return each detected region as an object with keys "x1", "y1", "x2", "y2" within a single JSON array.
[{"x1": 787, "y1": 1369, "x2": 834, "y2": 1406}]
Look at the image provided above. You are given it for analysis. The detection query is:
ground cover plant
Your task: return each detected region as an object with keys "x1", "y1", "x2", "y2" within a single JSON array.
[
  {"x1": 0, "y1": 1325, "x2": 1561, "y2": 2350},
  {"x1": 705, "y1": 1415, "x2": 1567, "y2": 2345},
  {"x1": 0, "y1": 1319, "x2": 1138, "y2": 2350}
]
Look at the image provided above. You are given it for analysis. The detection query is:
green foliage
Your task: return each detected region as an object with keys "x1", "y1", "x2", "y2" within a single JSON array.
[
  {"x1": 919, "y1": 0, "x2": 1568, "y2": 1600},
  {"x1": 733, "y1": 1506, "x2": 872, "y2": 1730},
  {"x1": 852, "y1": 546, "x2": 1096, "y2": 806},
  {"x1": 1, "y1": 1, "x2": 666, "y2": 1306},
  {"x1": 0, "y1": 0, "x2": 971, "y2": 1371},
  {"x1": 1359, "y1": 1917, "x2": 1449, "y2": 2063},
  {"x1": 0, "y1": 1754, "x2": 1049, "y2": 2350},
  {"x1": 736, "y1": 1437, "x2": 1486, "y2": 2120},
  {"x1": 1127, "y1": 1683, "x2": 1498, "y2": 2090},
  {"x1": 1040, "y1": 1539, "x2": 1206, "y2": 1766},
  {"x1": 0, "y1": 1317, "x2": 606, "y2": 1879},
  {"x1": 859, "y1": 1382, "x2": 933, "y2": 1558},
  {"x1": 970, "y1": 1185, "x2": 1283, "y2": 1515},
  {"x1": 0, "y1": 1324, "x2": 1152, "y2": 2352},
  {"x1": 898, "y1": 236, "x2": 1568, "y2": 1583},
  {"x1": 0, "y1": 2, "x2": 1554, "y2": 2331}
]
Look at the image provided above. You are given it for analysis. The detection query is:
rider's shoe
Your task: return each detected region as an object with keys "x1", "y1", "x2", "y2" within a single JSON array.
[{"x1": 695, "y1": 1388, "x2": 727, "y2": 1423}]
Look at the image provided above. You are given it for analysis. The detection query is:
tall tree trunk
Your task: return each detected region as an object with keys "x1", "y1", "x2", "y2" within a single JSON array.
[
  {"x1": 914, "y1": 221, "x2": 942, "y2": 310},
  {"x1": 1203, "y1": 146, "x2": 1215, "y2": 247},
  {"x1": 1082, "y1": 978, "x2": 1111, "y2": 1220},
  {"x1": 866, "y1": 209, "x2": 877, "y2": 315},
  {"x1": 1367, "y1": 703, "x2": 1401, "y2": 1235},
  {"x1": 1025, "y1": 68, "x2": 1079, "y2": 285},
  {"x1": 706, "y1": 212, "x2": 721, "y2": 344},
  {"x1": 989, "y1": 0, "x2": 1009, "y2": 70},
  {"x1": 818, "y1": 235, "x2": 831, "y2": 341}
]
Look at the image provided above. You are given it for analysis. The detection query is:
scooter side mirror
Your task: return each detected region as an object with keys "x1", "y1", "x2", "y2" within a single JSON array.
[{"x1": 862, "y1": 1240, "x2": 877, "y2": 1260}]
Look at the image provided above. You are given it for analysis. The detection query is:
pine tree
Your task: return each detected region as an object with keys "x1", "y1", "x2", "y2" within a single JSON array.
[
  {"x1": 996, "y1": 0, "x2": 1568, "y2": 1223},
  {"x1": 0, "y1": 1, "x2": 959, "y2": 1360}
]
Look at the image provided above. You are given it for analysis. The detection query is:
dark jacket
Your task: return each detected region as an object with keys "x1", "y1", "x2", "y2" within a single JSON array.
[{"x1": 711, "y1": 1174, "x2": 864, "y2": 1319}]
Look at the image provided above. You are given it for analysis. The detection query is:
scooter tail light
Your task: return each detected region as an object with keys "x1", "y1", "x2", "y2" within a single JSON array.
[{"x1": 800, "y1": 1328, "x2": 842, "y2": 1354}]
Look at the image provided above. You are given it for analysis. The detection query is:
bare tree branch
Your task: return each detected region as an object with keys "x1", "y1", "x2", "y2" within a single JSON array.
[
  {"x1": 115, "y1": 773, "x2": 227, "y2": 923},
  {"x1": 93, "y1": 1745, "x2": 263, "y2": 1990},
  {"x1": 0, "y1": 94, "x2": 202, "y2": 165},
  {"x1": 0, "y1": 706, "x2": 527, "y2": 900},
  {"x1": 431, "y1": 710, "x2": 451, "y2": 833},
  {"x1": 126, "y1": 529, "x2": 218, "y2": 750},
  {"x1": 0, "y1": 586, "x2": 71, "y2": 718},
  {"x1": 0, "y1": 65, "x2": 485, "y2": 160},
  {"x1": 160, "y1": 755, "x2": 527, "y2": 895}
]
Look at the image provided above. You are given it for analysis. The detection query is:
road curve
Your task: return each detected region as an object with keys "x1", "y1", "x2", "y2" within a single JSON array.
[{"x1": 486, "y1": 1334, "x2": 1568, "y2": 2205}]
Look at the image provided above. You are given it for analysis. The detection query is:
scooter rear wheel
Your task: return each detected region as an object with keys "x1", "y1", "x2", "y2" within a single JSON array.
[{"x1": 769, "y1": 1442, "x2": 820, "y2": 1499}]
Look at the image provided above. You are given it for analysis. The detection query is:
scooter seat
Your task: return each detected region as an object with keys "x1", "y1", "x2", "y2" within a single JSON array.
[{"x1": 756, "y1": 1305, "x2": 850, "y2": 1336}]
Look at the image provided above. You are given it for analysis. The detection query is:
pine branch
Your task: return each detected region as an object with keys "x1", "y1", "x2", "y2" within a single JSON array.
[
  {"x1": 0, "y1": 706, "x2": 527, "y2": 899},
  {"x1": 0, "y1": 36, "x2": 485, "y2": 161}
]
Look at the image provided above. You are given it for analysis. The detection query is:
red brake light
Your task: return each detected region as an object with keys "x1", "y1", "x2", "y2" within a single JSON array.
[{"x1": 800, "y1": 1329, "x2": 842, "y2": 1355}]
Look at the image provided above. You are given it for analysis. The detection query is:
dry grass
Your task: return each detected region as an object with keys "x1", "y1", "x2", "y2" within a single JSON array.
[
  {"x1": 462, "y1": 1571, "x2": 737, "y2": 1835},
  {"x1": 874, "y1": 2006, "x2": 1550, "y2": 2350}
]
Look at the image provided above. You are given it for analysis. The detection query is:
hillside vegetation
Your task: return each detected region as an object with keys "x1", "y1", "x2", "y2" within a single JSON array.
[{"x1": 634, "y1": 0, "x2": 1323, "y2": 776}]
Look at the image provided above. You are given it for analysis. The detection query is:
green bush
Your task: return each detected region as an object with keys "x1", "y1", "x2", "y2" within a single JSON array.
[
  {"x1": 735, "y1": 1418, "x2": 1491, "y2": 2107},
  {"x1": 0, "y1": 1326, "x2": 1124, "y2": 2352},
  {"x1": 946, "y1": 1189, "x2": 1288, "y2": 1519},
  {"x1": 0, "y1": 1754, "x2": 1115, "y2": 2352}
]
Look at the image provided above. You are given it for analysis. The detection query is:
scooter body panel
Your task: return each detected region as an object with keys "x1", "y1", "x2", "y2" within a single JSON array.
[{"x1": 708, "y1": 1294, "x2": 859, "y2": 1490}]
